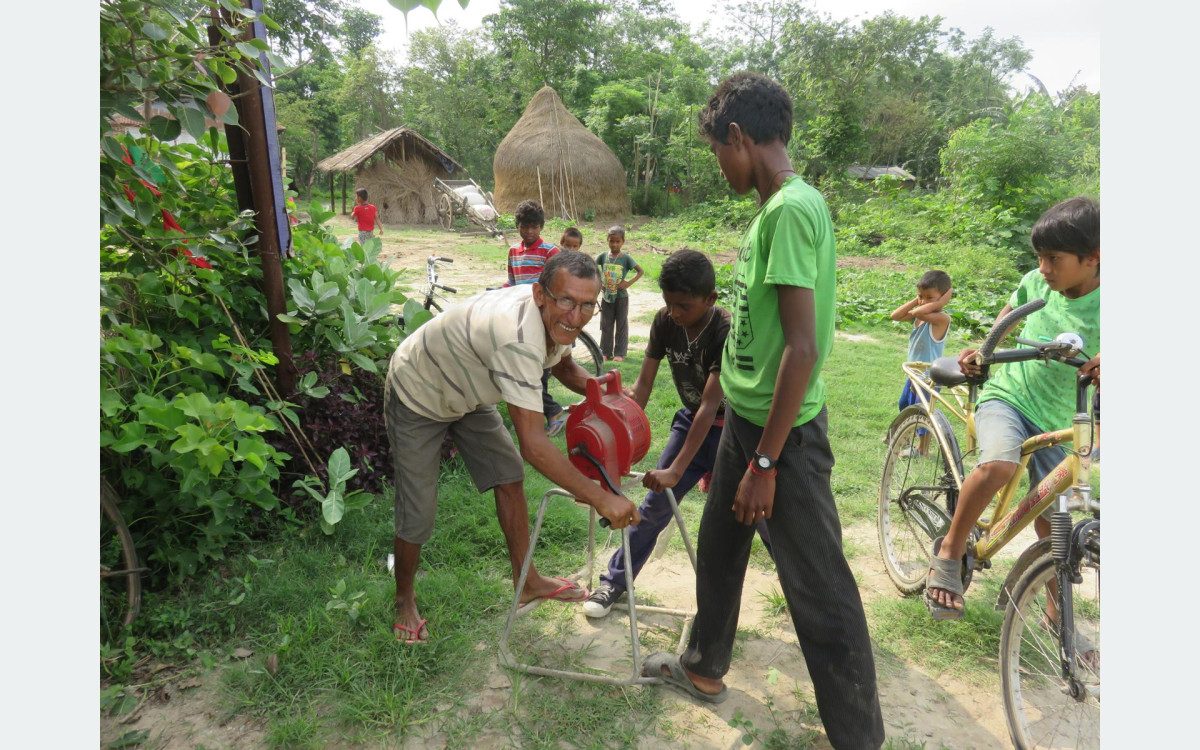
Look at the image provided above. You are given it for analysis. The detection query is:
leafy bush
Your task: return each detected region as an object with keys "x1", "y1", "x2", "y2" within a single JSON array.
[
  {"x1": 273, "y1": 351, "x2": 392, "y2": 499},
  {"x1": 101, "y1": 132, "x2": 407, "y2": 583}
]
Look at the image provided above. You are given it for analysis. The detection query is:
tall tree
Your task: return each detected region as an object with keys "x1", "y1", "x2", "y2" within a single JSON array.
[
  {"x1": 340, "y1": 6, "x2": 383, "y2": 56},
  {"x1": 484, "y1": 0, "x2": 606, "y2": 99}
]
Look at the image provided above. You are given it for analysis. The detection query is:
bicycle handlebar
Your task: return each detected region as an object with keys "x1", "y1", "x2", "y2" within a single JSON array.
[
  {"x1": 432, "y1": 256, "x2": 453, "y2": 263},
  {"x1": 435, "y1": 283, "x2": 458, "y2": 294}
]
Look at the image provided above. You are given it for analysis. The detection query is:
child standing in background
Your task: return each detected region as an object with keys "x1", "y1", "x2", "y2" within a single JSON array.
[
  {"x1": 596, "y1": 226, "x2": 643, "y2": 361},
  {"x1": 889, "y1": 270, "x2": 953, "y2": 456},
  {"x1": 351, "y1": 188, "x2": 382, "y2": 245},
  {"x1": 503, "y1": 200, "x2": 566, "y2": 434},
  {"x1": 560, "y1": 227, "x2": 583, "y2": 252}
]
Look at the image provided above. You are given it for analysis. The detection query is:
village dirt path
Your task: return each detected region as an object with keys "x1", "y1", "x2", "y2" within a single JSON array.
[{"x1": 100, "y1": 222, "x2": 1028, "y2": 749}]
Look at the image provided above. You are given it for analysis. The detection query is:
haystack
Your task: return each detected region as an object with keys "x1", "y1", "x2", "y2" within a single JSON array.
[{"x1": 493, "y1": 87, "x2": 630, "y2": 219}]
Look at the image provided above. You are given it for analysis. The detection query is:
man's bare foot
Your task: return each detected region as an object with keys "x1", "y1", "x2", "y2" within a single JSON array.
[
  {"x1": 518, "y1": 574, "x2": 588, "y2": 604},
  {"x1": 395, "y1": 599, "x2": 429, "y2": 643}
]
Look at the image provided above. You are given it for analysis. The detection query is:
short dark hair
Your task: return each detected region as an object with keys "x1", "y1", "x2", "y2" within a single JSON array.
[
  {"x1": 659, "y1": 249, "x2": 716, "y2": 298},
  {"x1": 539, "y1": 249, "x2": 599, "y2": 287},
  {"x1": 917, "y1": 270, "x2": 952, "y2": 294},
  {"x1": 699, "y1": 72, "x2": 794, "y2": 146},
  {"x1": 355, "y1": 188, "x2": 368, "y2": 201},
  {"x1": 1031, "y1": 196, "x2": 1099, "y2": 258},
  {"x1": 515, "y1": 199, "x2": 545, "y2": 227},
  {"x1": 560, "y1": 227, "x2": 583, "y2": 243},
  {"x1": 607, "y1": 225, "x2": 625, "y2": 239}
]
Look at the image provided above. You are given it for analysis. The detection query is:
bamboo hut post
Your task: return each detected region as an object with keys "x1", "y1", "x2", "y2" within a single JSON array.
[
  {"x1": 329, "y1": 173, "x2": 335, "y2": 214},
  {"x1": 341, "y1": 174, "x2": 347, "y2": 214},
  {"x1": 537, "y1": 166, "x2": 544, "y2": 209}
]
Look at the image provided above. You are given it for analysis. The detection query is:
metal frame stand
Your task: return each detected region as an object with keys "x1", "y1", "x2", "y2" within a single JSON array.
[{"x1": 498, "y1": 472, "x2": 698, "y2": 685}]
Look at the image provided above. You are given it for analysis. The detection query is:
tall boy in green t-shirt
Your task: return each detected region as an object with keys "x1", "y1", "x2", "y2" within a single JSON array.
[
  {"x1": 639, "y1": 72, "x2": 884, "y2": 750},
  {"x1": 927, "y1": 197, "x2": 1101, "y2": 628}
]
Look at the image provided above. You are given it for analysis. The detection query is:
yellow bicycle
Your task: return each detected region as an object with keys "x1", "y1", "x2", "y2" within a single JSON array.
[{"x1": 877, "y1": 298, "x2": 1099, "y2": 749}]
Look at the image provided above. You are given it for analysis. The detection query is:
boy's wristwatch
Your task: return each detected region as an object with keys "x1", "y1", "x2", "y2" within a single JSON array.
[{"x1": 752, "y1": 452, "x2": 778, "y2": 472}]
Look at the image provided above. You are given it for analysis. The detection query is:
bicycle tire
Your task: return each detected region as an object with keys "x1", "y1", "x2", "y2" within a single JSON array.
[
  {"x1": 543, "y1": 331, "x2": 603, "y2": 421},
  {"x1": 100, "y1": 479, "x2": 142, "y2": 632},
  {"x1": 1000, "y1": 548, "x2": 1100, "y2": 749},
  {"x1": 979, "y1": 298, "x2": 1047, "y2": 361},
  {"x1": 877, "y1": 405, "x2": 962, "y2": 593},
  {"x1": 575, "y1": 331, "x2": 603, "y2": 376}
]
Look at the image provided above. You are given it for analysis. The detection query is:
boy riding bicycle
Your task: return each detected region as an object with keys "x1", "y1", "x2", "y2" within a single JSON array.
[{"x1": 926, "y1": 196, "x2": 1101, "y2": 622}]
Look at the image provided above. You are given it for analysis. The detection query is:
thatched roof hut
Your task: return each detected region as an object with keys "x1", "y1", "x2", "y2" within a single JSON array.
[
  {"x1": 316, "y1": 127, "x2": 464, "y2": 223},
  {"x1": 493, "y1": 87, "x2": 630, "y2": 219}
]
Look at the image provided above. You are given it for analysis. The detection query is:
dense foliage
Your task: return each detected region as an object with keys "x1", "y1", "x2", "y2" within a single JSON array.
[
  {"x1": 267, "y1": 0, "x2": 1096, "y2": 213},
  {"x1": 100, "y1": 0, "x2": 411, "y2": 587}
]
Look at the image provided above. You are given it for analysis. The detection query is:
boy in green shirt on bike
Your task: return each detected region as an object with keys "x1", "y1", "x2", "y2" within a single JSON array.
[{"x1": 926, "y1": 196, "x2": 1101, "y2": 627}]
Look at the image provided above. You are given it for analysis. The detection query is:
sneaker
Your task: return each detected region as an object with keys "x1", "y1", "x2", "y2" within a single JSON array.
[{"x1": 582, "y1": 582, "x2": 623, "y2": 618}]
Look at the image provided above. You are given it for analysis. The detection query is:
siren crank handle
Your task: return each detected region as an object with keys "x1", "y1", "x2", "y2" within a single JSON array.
[{"x1": 570, "y1": 444, "x2": 622, "y2": 528}]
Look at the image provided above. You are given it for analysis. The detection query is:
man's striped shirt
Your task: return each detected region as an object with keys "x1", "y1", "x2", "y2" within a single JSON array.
[
  {"x1": 387, "y1": 285, "x2": 569, "y2": 420},
  {"x1": 505, "y1": 238, "x2": 559, "y2": 286}
]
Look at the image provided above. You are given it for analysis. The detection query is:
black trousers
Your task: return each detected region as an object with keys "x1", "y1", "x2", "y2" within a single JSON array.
[{"x1": 681, "y1": 407, "x2": 884, "y2": 750}]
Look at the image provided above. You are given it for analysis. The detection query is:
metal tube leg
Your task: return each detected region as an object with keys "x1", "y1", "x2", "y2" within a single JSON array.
[
  {"x1": 666, "y1": 488, "x2": 698, "y2": 572},
  {"x1": 623, "y1": 524, "x2": 643, "y2": 683},
  {"x1": 500, "y1": 492, "x2": 551, "y2": 652},
  {"x1": 498, "y1": 476, "x2": 697, "y2": 686}
]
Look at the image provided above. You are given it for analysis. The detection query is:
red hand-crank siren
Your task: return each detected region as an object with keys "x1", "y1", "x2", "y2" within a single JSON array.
[{"x1": 565, "y1": 370, "x2": 651, "y2": 489}]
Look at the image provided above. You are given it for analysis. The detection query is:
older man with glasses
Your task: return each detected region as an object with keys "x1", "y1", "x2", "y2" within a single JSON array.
[{"x1": 384, "y1": 250, "x2": 641, "y2": 644}]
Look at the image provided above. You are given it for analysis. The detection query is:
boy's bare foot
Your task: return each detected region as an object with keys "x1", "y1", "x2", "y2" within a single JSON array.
[{"x1": 613, "y1": 355, "x2": 625, "y2": 361}]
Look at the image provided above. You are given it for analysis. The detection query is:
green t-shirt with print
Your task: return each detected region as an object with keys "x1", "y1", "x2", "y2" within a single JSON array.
[
  {"x1": 720, "y1": 176, "x2": 837, "y2": 428},
  {"x1": 596, "y1": 251, "x2": 638, "y2": 302},
  {"x1": 980, "y1": 269, "x2": 1100, "y2": 432}
]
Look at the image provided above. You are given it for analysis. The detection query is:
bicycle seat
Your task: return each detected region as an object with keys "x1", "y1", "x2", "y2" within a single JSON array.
[{"x1": 929, "y1": 356, "x2": 968, "y2": 387}]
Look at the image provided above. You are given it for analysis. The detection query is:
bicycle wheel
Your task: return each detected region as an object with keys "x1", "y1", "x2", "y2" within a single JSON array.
[
  {"x1": 877, "y1": 405, "x2": 961, "y2": 593},
  {"x1": 1001, "y1": 548, "x2": 1100, "y2": 749},
  {"x1": 574, "y1": 331, "x2": 603, "y2": 376},
  {"x1": 100, "y1": 480, "x2": 142, "y2": 634},
  {"x1": 544, "y1": 331, "x2": 603, "y2": 425}
]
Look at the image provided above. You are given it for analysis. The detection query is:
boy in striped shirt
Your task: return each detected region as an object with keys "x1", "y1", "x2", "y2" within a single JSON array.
[
  {"x1": 504, "y1": 200, "x2": 558, "y2": 286},
  {"x1": 503, "y1": 199, "x2": 566, "y2": 432}
]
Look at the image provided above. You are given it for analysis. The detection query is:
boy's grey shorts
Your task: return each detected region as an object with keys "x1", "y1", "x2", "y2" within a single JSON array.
[
  {"x1": 358, "y1": 230, "x2": 374, "y2": 245},
  {"x1": 975, "y1": 399, "x2": 1068, "y2": 519},
  {"x1": 384, "y1": 384, "x2": 525, "y2": 544}
]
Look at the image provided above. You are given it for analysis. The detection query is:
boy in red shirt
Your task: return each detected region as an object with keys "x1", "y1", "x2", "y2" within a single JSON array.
[{"x1": 351, "y1": 188, "x2": 383, "y2": 246}]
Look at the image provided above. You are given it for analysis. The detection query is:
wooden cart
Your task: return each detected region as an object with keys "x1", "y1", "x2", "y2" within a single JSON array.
[{"x1": 433, "y1": 177, "x2": 504, "y2": 239}]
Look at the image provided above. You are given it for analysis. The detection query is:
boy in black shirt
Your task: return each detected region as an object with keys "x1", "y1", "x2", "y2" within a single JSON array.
[{"x1": 584, "y1": 250, "x2": 771, "y2": 617}]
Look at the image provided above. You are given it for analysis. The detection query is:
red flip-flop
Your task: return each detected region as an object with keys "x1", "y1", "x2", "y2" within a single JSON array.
[
  {"x1": 394, "y1": 618, "x2": 429, "y2": 645},
  {"x1": 515, "y1": 577, "x2": 590, "y2": 617}
]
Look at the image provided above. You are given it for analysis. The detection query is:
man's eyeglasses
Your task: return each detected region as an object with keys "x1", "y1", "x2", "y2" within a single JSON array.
[{"x1": 541, "y1": 284, "x2": 598, "y2": 316}]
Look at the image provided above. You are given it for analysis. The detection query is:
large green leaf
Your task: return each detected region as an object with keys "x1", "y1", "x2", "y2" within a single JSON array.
[
  {"x1": 327, "y1": 447, "x2": 351, "y2": 485},
  {"x1": 176, "y1": 105, "x2": 208, "y2": 141},
  {"x1": 141, "y1": 22, "x2": 169, "y2": 41},
  {"x1": 321, "y1": 488, "x2": 344, "y2": 525}
]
